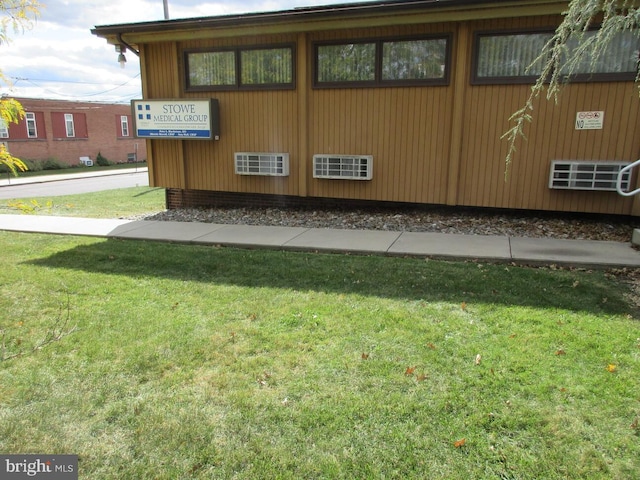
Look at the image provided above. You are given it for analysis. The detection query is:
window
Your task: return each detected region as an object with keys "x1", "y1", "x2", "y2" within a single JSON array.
[
  {"x1": 185, "y1": 45, "x2": 294, "y2": 91},
  {"x1": 121, "y1": 116, "x2": 130, "y2": 137},
  {"x1": 316, "y1": 42, "x2": 376, "y2": 84},
  {"x1": 382, "y1": 38, "x2": 449, "y2": 81},
  {"x1": 0, "y1": 119, "x2": 7, "y2": 138},
  {"x1": 241, "y1": 48, "x2": 293, "y2": 85},
  {"x1": 314, "y1": 35, "x2": 451, "y2": 87},
  {"x1": 560, "y1": 29, "x2": 640, "y2": 81},
  {"x1": 26, "y1": 112, "x2": 37, "y2": 138},
  {"x1": 188, "y1": 50, "x2": 236, "y2": 88},
  {"x1": 473, "y1": 28, "x2": 640, "y2": 84},
  {"x1": 64, "y1": 113, "x2": 75, "y2": 137},
  {"x1": 473, "y1": 30, "x2": 553, "y2": 84}
]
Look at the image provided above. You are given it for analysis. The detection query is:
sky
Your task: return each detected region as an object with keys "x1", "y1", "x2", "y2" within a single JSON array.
[{"x1": 1, "y1": 0, "x2": 353, "y2": 104}]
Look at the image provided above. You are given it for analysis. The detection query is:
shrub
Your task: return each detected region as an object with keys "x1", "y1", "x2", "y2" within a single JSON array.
[
  {"x1": 22, "y1": 159, "x2": 44, "y2": 172},
  {"x1": 96, "y1": 152, "x2": 111, "y2": 167},
  {"x1": 41, "y1": 158, "x2": 65, "y2": 170}
]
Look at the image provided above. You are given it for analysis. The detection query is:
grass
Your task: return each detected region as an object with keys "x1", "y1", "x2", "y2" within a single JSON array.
[
  {"x1": 1, "y1": 188, "x2": 640, "y2": 478},
  {"x1": 1, "y1": 186, "x2": 165, "y2": 218}
]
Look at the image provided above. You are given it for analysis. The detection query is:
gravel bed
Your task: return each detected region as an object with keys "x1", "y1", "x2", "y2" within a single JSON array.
[{"x1": 140, "y1": 206, "x2": 640, "y2": 243}]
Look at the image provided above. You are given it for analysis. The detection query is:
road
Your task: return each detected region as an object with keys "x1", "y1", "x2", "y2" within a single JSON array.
[{"x1": 0, "y1": 171, "x2": 150, "y2": 199}]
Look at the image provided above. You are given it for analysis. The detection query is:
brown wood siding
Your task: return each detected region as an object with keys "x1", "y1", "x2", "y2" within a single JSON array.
[
  {"x1": 137, "y1": 13, "x2": 640, "y2": 215},
  {"x1": 145, "y1": 35, "x2": 302, "y2": 195},
  {"x1": 307, "y1": 24, "x2": 455, "y2": 203},
  {"x1": 142, "y1": 42, "x2": 184, "y2": 188},
  {"x1": 456, "y1": 16, "x2": 640, "y2": 215}
]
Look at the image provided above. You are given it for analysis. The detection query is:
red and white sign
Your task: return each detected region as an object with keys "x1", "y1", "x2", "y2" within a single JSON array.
[{"x1": 575, "y1": 111, "x2": 604, "y2": 130}]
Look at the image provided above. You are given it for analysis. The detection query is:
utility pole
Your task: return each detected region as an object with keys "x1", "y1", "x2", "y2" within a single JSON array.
[{"x1": 163, "y1": 0, "x2": 169, "y2": 20}]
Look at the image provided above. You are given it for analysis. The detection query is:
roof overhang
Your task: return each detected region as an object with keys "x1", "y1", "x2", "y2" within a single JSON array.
[{"x1": 92, "y1": 0, "x2": 568, "y2": 47}]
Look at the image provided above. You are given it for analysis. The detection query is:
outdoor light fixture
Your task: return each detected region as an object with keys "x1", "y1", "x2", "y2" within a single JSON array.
[{"x1": 115, "y1": 44, "x2": 127, "y2": 68}]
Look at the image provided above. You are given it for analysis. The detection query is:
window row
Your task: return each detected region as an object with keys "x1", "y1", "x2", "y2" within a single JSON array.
[
  {"x1": 1, "y1": 113, "x2": 132, "y2": 140},
  {"x1": 184, "y1": 29, "x2": 640, "y2": 90}
]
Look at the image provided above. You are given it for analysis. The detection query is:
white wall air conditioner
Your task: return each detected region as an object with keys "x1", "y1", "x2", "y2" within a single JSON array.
[
  {"x1": 235, "y1": 152, "x2": 289, "y2": 177},
  {"x1": 313, "y1": 155, "x2": 373, "y2": 180},
  {"x1": 549, "y1": 160, "x2": 630, "y2": 192}
]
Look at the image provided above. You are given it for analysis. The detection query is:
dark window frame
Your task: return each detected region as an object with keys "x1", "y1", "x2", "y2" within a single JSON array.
[
  {"x1": 471, "y1": 28, "x2": 555, "y2": 85},
  {"x1": 184, "y1": 43, "x2": 296, "y2": 92},
  {"x1": 472, "y1": 27, "x2": 640, "y2": 85},
  {"x1": 313, "y1": 34, "x2": 452, "y2": 88}
]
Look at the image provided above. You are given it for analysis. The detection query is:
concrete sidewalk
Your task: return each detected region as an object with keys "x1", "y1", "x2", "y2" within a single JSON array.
[{"x1": 1, "y1": 214, "x2": 640, "y2": 268}]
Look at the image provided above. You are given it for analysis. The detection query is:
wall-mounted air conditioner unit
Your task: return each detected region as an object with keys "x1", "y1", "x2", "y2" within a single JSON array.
[
  {"x1": 549, "y1": 160, "x2": 630, "y2": 192},
  {"x1": 235, "y1": 152, "x2": 289, "y2": 176},
  {"x1": 313, "y1": 155, "x2": 373, "y2": 180}
]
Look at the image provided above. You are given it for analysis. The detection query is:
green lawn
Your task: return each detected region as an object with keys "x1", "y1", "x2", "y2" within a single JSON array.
[
  {"x1": 1, "y1": 186, "x2": 165, "y2": 218},
  {"x1": 1, "y1": 189, "x2": 640, "y2": 479}
]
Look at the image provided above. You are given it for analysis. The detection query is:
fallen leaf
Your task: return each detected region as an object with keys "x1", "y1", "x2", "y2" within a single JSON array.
[
  {"x1": 426, "y1": 342, "x2": 436, "y2": 350},
  {"x1": 572, "y1": 281, "x2": 580, "y2": 288},
  {"x1": 461, "y1": 302, "x2": 467, "y2": 311},
  {"x1": 555, "y1": 349, "x2": 566, "y2": 356},
  {"x1": 475, "y1": 354, "x2": 482, "y2": 365},
  {"x1": 405, "y1": 366, "x2": 416, "y2": 376},
  {"x1": 454, "y1": 438, "x2": 466, "y2": 448},
  {"x1": 607, "y1": 363, "x2": 617, "y2": 373},
  {"x1": 631, "y1": 417, "x2": 639, "y2": 430},
  {"x1": 509, "y1": 333, "x2": 516, "y2": 338},
  {"x1": 416, "y1": 373, "x2": 427, "y2": 382},
  {"x1": 361, "y1": 352, "x2": 369, "y2": 360}
]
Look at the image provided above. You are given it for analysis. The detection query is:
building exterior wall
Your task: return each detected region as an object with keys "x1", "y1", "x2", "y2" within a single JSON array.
[
  {"x1": 3, "y1": 98, "x2": 147, "y2": 166},
  {"x1": 107, "y1": 3, "x2": 640, "y2": 215}
]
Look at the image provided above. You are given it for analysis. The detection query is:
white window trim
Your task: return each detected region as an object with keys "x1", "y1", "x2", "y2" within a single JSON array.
[
  {"x1": 26, "y1": 112, "x2": 37, "y2": 138},
  {"x1": 121, "y1": 115, "x2": 130, "y2": 137},
  {"x1": 65, "y1": 113, "x2": 75, "y2": 138}
]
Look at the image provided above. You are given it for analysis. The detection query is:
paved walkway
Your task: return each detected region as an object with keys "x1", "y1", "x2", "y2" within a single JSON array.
[
  {"x1": 2, "y1": 169, "x2": 639, "y2": 268},
  {"x1": 0, "y1": 167, "x2": 148, "y2": 186},
  {"x1": 1, "y1": 213, "x2": 639, "y2": 268}
]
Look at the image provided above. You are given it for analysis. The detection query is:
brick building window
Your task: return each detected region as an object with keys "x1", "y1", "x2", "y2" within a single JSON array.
[
  {"x1": 65, "y1": 113, "x2": 75, "y2": 137},
  {"x1": 52, "y1": 112, "x2": 87, "y2": 139},
  {"x1": 26, "y1": 112, "x2": 38, "y2": 138},
  {"x1": 121, "y1": 115, "x2": 130, "y2": 137}
]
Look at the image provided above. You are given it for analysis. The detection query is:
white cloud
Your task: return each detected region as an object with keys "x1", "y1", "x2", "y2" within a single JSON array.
[{"x1": 1, "y1": 0, "x2": 360, "y2": 103}]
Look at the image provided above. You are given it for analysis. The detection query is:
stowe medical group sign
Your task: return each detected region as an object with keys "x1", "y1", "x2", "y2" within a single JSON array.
[{"x1": 132, "y1": 99, "x2": 220, "y2": 140}]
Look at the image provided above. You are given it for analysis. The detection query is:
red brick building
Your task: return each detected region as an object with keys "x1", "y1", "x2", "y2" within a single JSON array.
[{"x1": 1, "y1": 97, "x2": 146, "y2": 166}]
